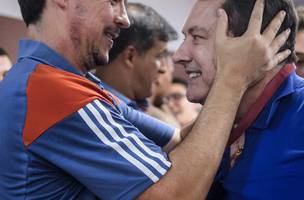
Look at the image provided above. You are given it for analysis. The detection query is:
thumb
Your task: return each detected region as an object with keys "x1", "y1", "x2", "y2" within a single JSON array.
[{"x1": 215, "y1": 9, "x2": 229, "y2": 42}]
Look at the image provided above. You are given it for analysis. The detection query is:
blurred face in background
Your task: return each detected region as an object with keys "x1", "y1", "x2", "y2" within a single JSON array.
[
  {"x1": 152, "y1": 54, "x2": 175, "y2": 99},
  {"x1": 167, "y1": 83, "x2": 188, "y2": 115},
  {"x1": 132, "y1": 40, "x2": 168, "y2": 100},
  {"x1": 0, "y1": 55, "x2": 12, "y2": 81},
  {"x1": 166, "y1": 82, "x2": 201, "y2": 126}
]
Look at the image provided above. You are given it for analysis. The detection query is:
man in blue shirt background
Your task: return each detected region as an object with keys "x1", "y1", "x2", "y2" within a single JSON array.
[{"x1": 95, "y1": 3, "x2": 178, "y2": 112}]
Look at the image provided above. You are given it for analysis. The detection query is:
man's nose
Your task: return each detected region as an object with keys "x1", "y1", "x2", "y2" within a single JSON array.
[
  {"x1": 115, "y1": 5, "x2": 130, "y2": 29},
  {"x1": 173, "y1": 43, "x2": 192, "y2": 65}
]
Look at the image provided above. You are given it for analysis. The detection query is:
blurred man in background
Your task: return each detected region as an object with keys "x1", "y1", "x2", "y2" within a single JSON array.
[
  {"x1": 95, "y1": 3, "x2": 178, "y2": 112},
  {"x1": 148, "y1": 51, "x2": 181, "y2": 127}
]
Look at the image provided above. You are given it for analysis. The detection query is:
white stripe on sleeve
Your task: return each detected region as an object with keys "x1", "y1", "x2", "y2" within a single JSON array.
[
  {"x1": 86, "y1": 102, "x2": 168, "y2": 175},
  {"x1": 94, "y1": 100, "x2": 171, "y2": 167},
  {"x1": 78, "y1": 108, "x2": 160, "y2": 183}
]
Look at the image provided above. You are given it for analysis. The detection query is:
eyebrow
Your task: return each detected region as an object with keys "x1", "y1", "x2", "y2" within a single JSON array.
[{"x1": 188, "y1": 26, "x2": 210, "y2": 36}]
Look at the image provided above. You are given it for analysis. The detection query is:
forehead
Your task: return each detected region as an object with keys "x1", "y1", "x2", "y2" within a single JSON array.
[{"x1": 183, "y1": 0, "x2": 224, "y2": 34}]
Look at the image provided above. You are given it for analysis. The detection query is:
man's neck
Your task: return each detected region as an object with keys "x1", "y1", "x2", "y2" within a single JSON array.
[
  {"x1": 27, "y1": 24, "x2": 85, "y2": 75},
  {"x1": 236, "y1": 66, "x2": 282, "y2": 119}
]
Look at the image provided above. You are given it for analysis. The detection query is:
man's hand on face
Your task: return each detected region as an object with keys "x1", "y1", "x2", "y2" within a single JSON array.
[{"x1": 215, "y1": 0, "x2": 291, "y2": 89}]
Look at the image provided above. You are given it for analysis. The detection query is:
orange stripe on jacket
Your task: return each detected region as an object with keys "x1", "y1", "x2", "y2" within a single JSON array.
[{"x1": 23, "y1": 64, "x2": 118, "y2": 146}]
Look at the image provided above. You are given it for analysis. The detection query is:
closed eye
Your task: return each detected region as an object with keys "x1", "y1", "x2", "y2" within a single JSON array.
[{"x1": 193, "y1": 35, "x2": 206, "y2": 40}]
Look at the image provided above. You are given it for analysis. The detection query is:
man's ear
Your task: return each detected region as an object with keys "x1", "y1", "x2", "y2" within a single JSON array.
[
  {"x1": 52, "y1": 0, "x2": 68, "y2": 9},
  {"x1": 122, "y1": 45, "x2": 138, "y2": 69}
]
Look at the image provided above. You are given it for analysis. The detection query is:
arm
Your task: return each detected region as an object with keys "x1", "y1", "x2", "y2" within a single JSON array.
[
  {"x1": 119, "y1": 101, "x2": 178, "y2": 149},
  {"x1": 137, "y1": 0, "x2": 291, "y2": 199},
  {"x1": 119, "y1": 102, "x2": 184, "y2": 153},
  {"x1": 137, "y1": 74, "x2": 247, "y2": 200},
  {"x1": 162, "y1": 120, "x2": 194, "y2": 153}
]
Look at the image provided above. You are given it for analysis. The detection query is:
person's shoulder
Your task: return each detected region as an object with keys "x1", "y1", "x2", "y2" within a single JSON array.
[
  {"x1": 28, "y1": 64, "x2": 115, "y2": 105},
  {"x1": 23, "y1": 64, "x2": 117, "y2": 146}
]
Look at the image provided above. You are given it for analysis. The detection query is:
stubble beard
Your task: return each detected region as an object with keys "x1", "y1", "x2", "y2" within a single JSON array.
[
  {"x1": 69, "y1": 6, "x2": 109, "y2": 72},
  {"x1": 70, "y1": 25, "x2": 108, "y2": 72}
]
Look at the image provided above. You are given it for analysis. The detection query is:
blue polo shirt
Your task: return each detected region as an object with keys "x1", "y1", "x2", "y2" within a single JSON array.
[
  {"x1": 0, "y1": 40, "x2": 172, "y2": 200},
  {"x1": 213, "y1": 71, "x2": 304, "y2": 199}
]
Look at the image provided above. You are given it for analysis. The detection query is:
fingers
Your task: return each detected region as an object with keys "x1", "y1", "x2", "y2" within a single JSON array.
[
  {"x1": 246, "y1": 0, "x2": 265, "y2": 35},
  {"x1": 266, "y1": 49, "x2": 291, "y2": 70},
  {"x1": 215, "y1": 9, "x2": 229, "y2": 43},
  {"x1": 262, "y1": 11, "x2": 286, "y2": 44},
  {"x1": 270, "y1": 28, "x2": 291, "y2": 54}
]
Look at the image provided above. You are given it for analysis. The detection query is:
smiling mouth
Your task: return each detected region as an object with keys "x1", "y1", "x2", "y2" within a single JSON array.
[
  {"x1": 104, "y1": 28, "x2": 120, "y2": 41},
  {"x1": 187, "y1": 71, "x2": 202, "y2": 79},
  {"x1": 105, "y1": 32, "x2": 117, "y2": 41}
]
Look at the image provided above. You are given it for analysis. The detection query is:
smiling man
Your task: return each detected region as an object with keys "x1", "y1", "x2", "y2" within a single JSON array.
[
  {"x1": 0, "y1": 0, "x2": 291, "y2": 199},
  {"x1": 174, "y1": 0, "x2": 303, "y2": 199}
]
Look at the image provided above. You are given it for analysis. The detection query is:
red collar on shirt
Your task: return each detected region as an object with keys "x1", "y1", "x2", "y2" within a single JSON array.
[{"x1": 228, "y1": 64, "x2": 295, "y2": 146}]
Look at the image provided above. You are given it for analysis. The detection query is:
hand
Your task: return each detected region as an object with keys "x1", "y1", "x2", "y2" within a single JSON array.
[{"x1": 215, "y1": 0, "x2": 291, "y2": 88}]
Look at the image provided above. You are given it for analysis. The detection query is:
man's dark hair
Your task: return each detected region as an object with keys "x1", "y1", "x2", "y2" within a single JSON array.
[
  {"x1": 109, "y1": 3, "x2": 178, "y2": 62},
  {"x1": 0, "y1": 47, "x2": 9, "y2": 57},
  {"x1": 296, "y1": 6, "x2": 304, "y2": 32},
  {"x1": 18, "y1": 0, "x2": 46, "y2": 27},
  {"x1": 223, "y1": 0, "x2": 298, "y2": 63}
]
